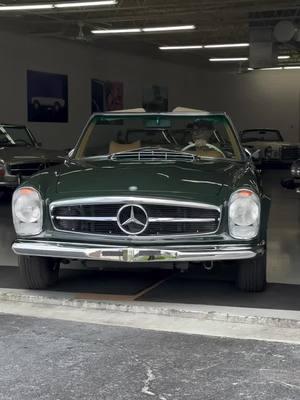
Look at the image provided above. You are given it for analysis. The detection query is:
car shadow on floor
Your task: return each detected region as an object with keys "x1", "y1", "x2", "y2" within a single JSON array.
[{"x1": 1, "y1": 265, "x2": 300, "y2": 311}]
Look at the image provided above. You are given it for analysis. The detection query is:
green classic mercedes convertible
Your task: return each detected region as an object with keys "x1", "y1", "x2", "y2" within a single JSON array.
[{"x1": 12, "y1": 109, "x2": 271, "y2": 292}]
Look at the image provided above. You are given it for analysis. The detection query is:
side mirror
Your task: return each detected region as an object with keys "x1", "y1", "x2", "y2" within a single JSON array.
[{"x1": 68, "y1": 149, "x2": 75, "y2": 159}]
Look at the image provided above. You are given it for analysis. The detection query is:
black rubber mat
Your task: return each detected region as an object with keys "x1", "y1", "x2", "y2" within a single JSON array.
[
  {"x1": 1, "y1": 265, "x2": 300, "y2": 310},
  {"x1": 138, "y1": 277, "x2": 300, "y2": 311},
  {"x1": 0, "y1": 266, "x2": 170, "y2": 295}
]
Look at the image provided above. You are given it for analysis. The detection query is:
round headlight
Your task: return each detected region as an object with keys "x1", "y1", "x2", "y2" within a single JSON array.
[
  {"x1": 291, "y1": 161, "x2": 300, "y2": 178},
  {"x1": 12, "y1": 187, "x2": 43, "y2": 236},
  {"x1": 229, "y1": 189, "x2": 260, "y2": 239}
]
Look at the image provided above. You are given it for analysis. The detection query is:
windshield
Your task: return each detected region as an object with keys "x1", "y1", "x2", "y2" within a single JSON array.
[
  {"x1": 75, "y1": 114, "x2": 242, "y2": 161},
  {"x1": 0, "y1": 126, "x2": 35, "y2": 147},
  {"x1": 241, "y1": 130, "x2": 283, "y2": 143}
]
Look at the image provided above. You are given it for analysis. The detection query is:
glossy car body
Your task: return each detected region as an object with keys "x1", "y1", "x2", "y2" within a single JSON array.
[
  {"x1": 0, "y1": 124, "x2": 65, "y2": 190},
  {"x1": 240, "y1": 129, "x2": 300, "y2": 166},
  {"x1": 12, "y1": 110, "x2": 271, "y2": 292}
]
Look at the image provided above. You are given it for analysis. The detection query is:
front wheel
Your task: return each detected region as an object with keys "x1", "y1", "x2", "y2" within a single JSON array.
[
  {"x1": 19, "y1": 256, "x2": 60, "y2": 289},
  {"x1": 236, "y1": 253, "x2": 267, "y2": 292}
]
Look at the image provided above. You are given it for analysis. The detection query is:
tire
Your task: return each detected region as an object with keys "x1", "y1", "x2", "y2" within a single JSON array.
[
  {"x1": 236, "y1": 253, "x2": 267, "y2": 292},
  {"x1": 19, "y1": 256, "x2": 60, "y2": 289}
]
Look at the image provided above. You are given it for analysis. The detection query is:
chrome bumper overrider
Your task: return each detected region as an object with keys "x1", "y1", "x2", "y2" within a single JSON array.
[{"x1": 12, "y1": 241, "x2": 264, "y2": 262}]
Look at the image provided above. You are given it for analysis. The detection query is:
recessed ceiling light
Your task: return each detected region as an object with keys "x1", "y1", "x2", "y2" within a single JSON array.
[
  {"x1": 278, "y1": 55, "x2": 290, "y2": 59},
  {"x1": 92, "y1": 28, "x2": 142, "y2": 34},
  {"x1": 159, "y1": 45, "x2": 203, "y2": 50},
  {"x1": 55, "y1": 0, "x2": 117, "y2": 7},
  {"x1": 209, "y1": 57, "x2": 248, "y2": 62},
  {"x1": 143, "y1": 25, "x2": 195, "y2": 32},
  {"x1": 205, "y1": 43, "x2": 249, "y2": 48},
  {"x1": 0, "y1": 4, "x2": 54, "y2": 11}
]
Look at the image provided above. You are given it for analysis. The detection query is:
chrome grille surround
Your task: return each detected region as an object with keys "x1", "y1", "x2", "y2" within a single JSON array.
[
  {"x1": 50, "y1": 197, "x2": 222, "y2": 240},
  {"x1": 281, "y1": 146, "x2": 300, "y2": 161},
  {"x1": 110, "y1": 150, "x2": 195, "y2": 162}
]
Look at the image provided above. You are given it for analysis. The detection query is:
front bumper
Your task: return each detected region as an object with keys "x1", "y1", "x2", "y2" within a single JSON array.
[
  {"x1": 12, "y1": 240, "x2": 264, "y2": 263},
  {"x1": 0, "y1": 178, "x2": 18, "y2": 189}
]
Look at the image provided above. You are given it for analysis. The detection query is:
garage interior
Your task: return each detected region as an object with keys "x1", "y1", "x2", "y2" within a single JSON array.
[
  {"x1": 0, "y1": 0, "x2": 299, "y2": 300},
  {"x1": 0, "y1": 1, "x2": 300, "y2": 398}
]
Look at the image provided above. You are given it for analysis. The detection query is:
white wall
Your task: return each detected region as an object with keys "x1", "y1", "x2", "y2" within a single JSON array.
[
  {"x1": 0, "y1": 31, "x2": 215, "y2": 149},
  {"x1": 210, "y1": 70, "x2": 300, "y2": 142},
  {"x1": 0, "y1": 30, "x2": 299, "y2": 149}
]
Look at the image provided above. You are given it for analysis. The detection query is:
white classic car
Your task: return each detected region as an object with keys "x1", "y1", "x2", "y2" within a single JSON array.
[{"x1": 240, "y1": 129, "x2": 300, "y2": 166}]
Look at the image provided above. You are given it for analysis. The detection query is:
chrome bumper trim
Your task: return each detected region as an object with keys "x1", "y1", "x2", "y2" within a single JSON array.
[{"x1": 12, "y1": 241, "x2": 263, "y2": 262}]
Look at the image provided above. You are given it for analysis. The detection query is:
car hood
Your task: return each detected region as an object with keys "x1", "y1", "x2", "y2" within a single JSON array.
[
  {"x1": 49, "y1": 158, "x2": 255, "y2": 206},
  {"x1": 0, "y1": 146, "x2": 65, "y2": 164}
]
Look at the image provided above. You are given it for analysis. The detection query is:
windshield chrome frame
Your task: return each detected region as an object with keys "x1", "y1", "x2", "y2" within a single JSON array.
[{"x1": 73, "y1": 112, "x2": 247, "y2": 162}]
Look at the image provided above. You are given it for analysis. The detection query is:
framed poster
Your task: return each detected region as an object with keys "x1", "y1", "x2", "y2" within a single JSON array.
[
  {"x1": 91, "y1": 79, "x2": 105, "y2": 114},
  {"x1": 27, "y1": 70, "x2": 68, "y2": 123},
  {"x1": 105, "y1": 81, "x2": 124, "y2": 111},
  {"x1": 143, "y1": 85, "x2": 168, "y2": 112}
]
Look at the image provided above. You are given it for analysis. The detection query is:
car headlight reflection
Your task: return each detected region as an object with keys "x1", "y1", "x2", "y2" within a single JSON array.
[
  {"x1": 229, "y1": 189, "x2": 260, "y2": 239},
  {"x1": 12, "y1": 187, "x2": 43, "y2": 236}
]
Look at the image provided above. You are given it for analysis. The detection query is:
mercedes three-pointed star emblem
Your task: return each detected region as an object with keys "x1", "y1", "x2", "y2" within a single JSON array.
[{"x1": 117, "y1": 204, "x2": 149, "y2": 235}]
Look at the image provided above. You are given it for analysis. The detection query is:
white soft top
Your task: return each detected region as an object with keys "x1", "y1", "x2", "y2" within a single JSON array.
[{"x1": 111, "y1": 106, "x2": 210, "y2": 114}]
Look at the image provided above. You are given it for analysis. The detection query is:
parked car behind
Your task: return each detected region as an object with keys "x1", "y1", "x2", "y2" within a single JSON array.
[
  {"x1": 281, "y1": 159, "x2": 300, "y2": 193},
  {"x1": 12, "y1": 109, "x2": 271, "y2": 292},
  {"x1": 240, "y1": 129, "x2": 300, "y2": 166},
  {"x1": 0, "y1": 124, "x2": 65, "y2": 193}
]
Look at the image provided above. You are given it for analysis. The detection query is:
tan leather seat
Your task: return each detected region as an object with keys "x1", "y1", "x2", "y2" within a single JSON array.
[
  {"x1": 109, "y1": 140, "x2": 141, "y2": 154},
  {"x1": 196, "y1": 148, "x2": 225, "y2": 158}
]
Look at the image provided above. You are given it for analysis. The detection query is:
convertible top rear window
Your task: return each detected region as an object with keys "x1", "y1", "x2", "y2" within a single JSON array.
[
  {"x1": 241, "y1": 129, "x2": 283, "y2": 143},
  {"x1": 75, "y1": 114, "x2": 243, "y2": 161}
]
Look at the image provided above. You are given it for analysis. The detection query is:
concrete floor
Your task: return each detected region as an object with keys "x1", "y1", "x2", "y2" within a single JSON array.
[{"x1": 0, "y1": 313, "x2": 300, "y2": 400}]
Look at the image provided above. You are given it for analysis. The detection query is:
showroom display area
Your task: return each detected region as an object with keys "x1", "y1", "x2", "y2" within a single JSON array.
[{"x1": 0, "y1": 30, "x2": 299, "y2": 152}]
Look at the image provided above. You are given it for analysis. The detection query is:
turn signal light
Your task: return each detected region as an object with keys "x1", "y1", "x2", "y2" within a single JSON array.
[{"x1": 0, "y1": 164, "x2": 5, "y2": 177}]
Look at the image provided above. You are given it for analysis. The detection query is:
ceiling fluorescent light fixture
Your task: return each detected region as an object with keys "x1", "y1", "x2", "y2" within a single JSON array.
[
  {"x1": 209, "y1": 57, "x2": 248, "y2": 62},
  {"x1": 278, "y1": 55, "x2": 290, "y2": 59},
  {"x1": 143, "y1": 25, "x2": 195, "y2": 32},
  {"x1": 92, "y1": 28, "x2": 141, "y2": 34},
  {"x1": 159, "y1": 45, "x2": 203, "y2": 50},
  {"x1": 284, "y1": 66, "x2": 300, "y2": 69},
  {"x1": 205, "y1": 43, "x2": 249, "y2": 48},
  {"x1": 0, "y1": 4, "x2": 54, "y2": 10},
  {"x1": 260, "y1": 67, "x2": 283, "y2": 70},
  {"x1": 55, "y1": 1, "x2": 117, "y2": 7}
]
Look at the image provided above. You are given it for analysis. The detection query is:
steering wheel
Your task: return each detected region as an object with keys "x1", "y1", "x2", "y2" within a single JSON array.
[{"x1": 181, "y1": 142, "x2": 226, "y2": 158}]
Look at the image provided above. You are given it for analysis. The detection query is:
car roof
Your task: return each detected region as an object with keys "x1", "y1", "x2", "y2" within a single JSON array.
[{"x1": 91, "y1": 110, "x2": 226, "y2": 118}]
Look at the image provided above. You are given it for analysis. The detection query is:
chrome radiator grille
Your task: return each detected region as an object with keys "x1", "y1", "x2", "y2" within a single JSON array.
[
  {"x1": 9, "y1": 162, "x2": 59, "y2": 176},
  {"x1": 281, "y1": 146, "x2": 300, "y2": 161},
  {"x1": 51, "y1": 198, "x2": 221, "y2": 237}
]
